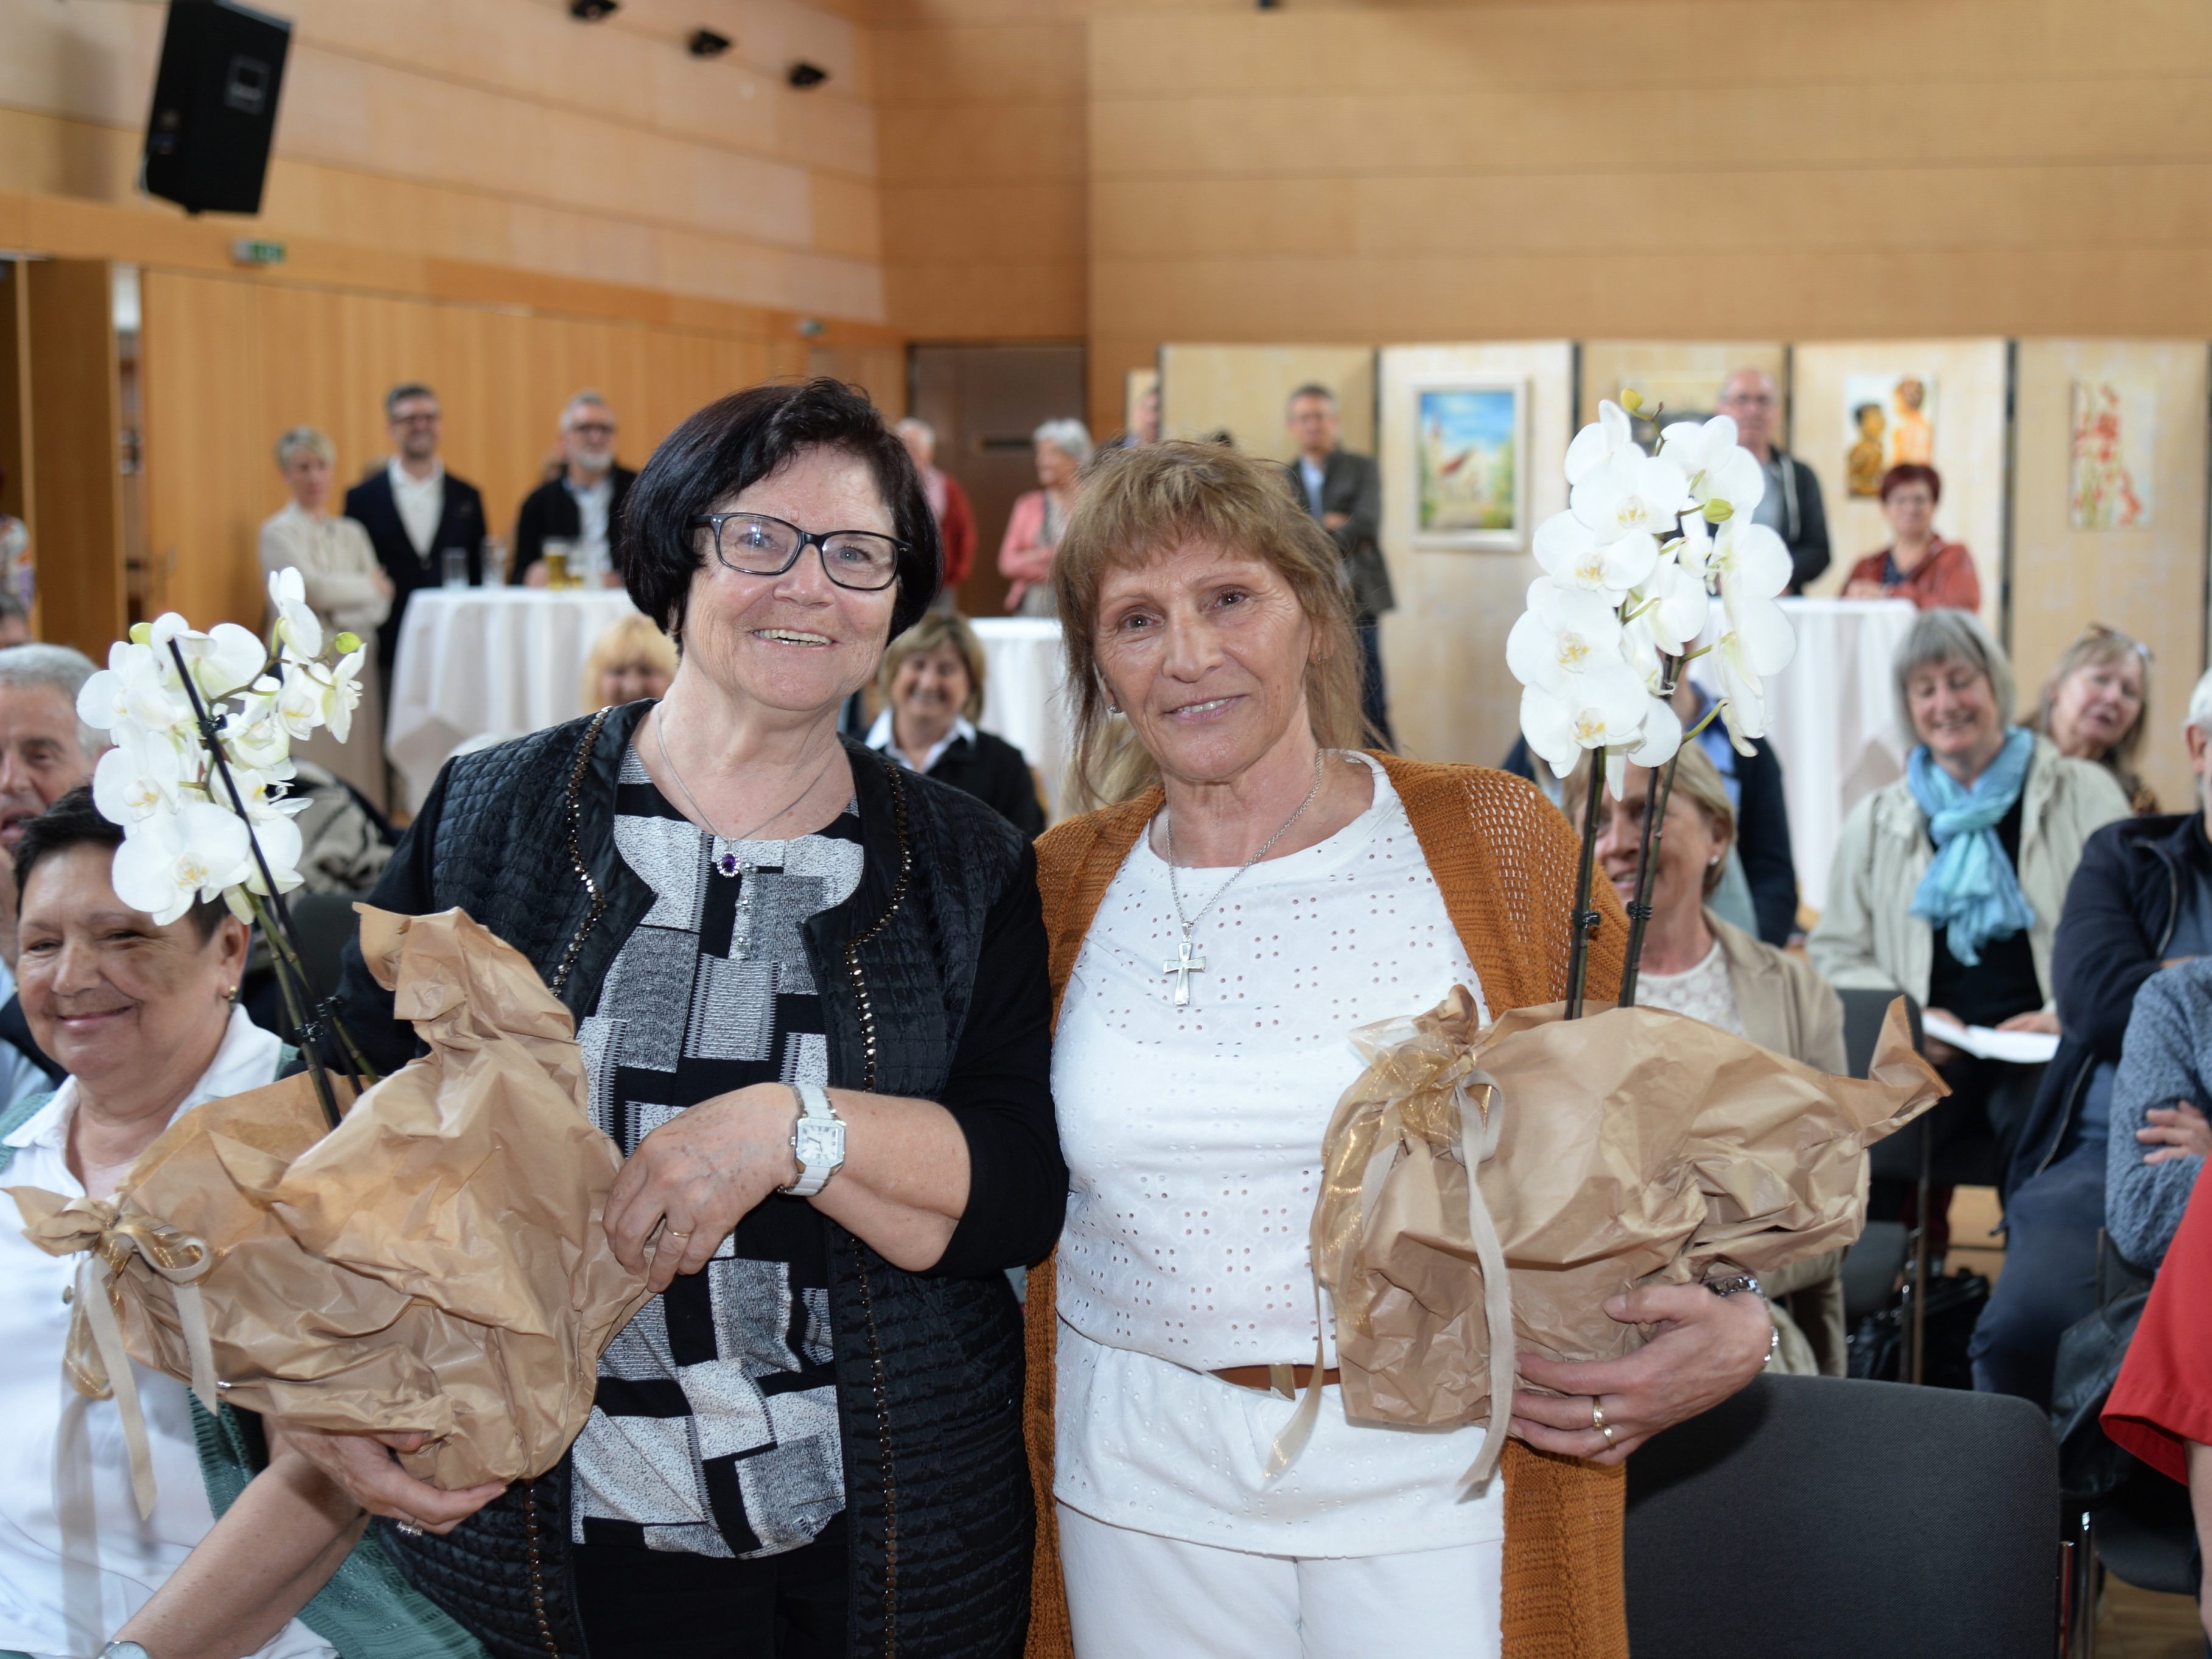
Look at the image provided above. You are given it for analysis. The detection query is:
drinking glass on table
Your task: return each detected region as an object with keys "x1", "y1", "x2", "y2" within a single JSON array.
[
  {"x1": 441, "y1": 547, "x2": 472, "y2": 589},
  {"x1": 543, "y1": 538, "x2": 575, "y2": 589}
]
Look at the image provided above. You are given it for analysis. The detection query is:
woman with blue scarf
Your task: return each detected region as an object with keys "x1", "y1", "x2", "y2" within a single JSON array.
[{"x1": 1811, "y1": 609, "x2": 2130, "y2": 1404}]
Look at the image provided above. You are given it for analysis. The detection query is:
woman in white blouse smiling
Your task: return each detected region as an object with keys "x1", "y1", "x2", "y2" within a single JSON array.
[{"x1": 1021, "y1": 442, "x2": 1776, "y2": 1659}]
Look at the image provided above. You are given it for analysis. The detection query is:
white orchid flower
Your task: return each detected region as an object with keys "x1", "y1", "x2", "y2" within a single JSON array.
[
  {"x1": 267, "y1": 567, "x2": 324, "y2": 660},
  {"x1": 1533, "y1": 510, "x2": 1658, "y2": 601},
  {"x1": 1627, "y1": 689, "x2": 1684, "y2": 770},
  {"x1": 79, "y1": 641, "x2": 193, "y2": 739},
  {"x1": 1570, "y1": 450, "x2": 1693, "y2": 545},
  {"x1": 223, "y1": 701, "x2": 293, "y2": 772},
  {"x1": 91, "y1": 736, "x2": 183, "y2": 826},
  {"x1": 274, "y1": 667, "x2": 327, "y2": 742},
  {"x1": 1658, "y1": 416, "x2": 1766, "y2": 520},
  {"x1": 1708, "y1": 517, "x2": 1795, "y2": 604},
  {"x1": 1631, "y1": 552, "x2": 1711, "y2": 658},
  {"x1": 1517, "y1": 657, "x2": 1654, "y2": 779},
  {"x1": 175, "y1": 623, "x2": 270, "y2": 705},
  {"x1": 1506, "y1": 579, "x2": 1627, "y2": 693},
  {"x1": 1712, "y1": 589, "x2": 1797, "y2": 754},
  {"x1": 231, "y1": 808, "x2": 305, "y2": 898},
  {"x1": 320, "y1": 646, "x2": 366, "y2": 745},
  {"x1": 111, "y1": 802, "x2": 253, "y2": 925},
  {"x1": 1563, "y1": 400, "x2": 1639, "y2": 487}
]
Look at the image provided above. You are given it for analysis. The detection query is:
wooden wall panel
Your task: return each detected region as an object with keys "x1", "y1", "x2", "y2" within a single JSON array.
[
  {"x1": 1158, "y1": 345, "x2": 1374, "y2": 464},
  {"x1": 141, "y1": 268, "x2": 889, "y2": 640},
  {"x1": 26, "y1": 259, "x2": 124, "y2": 658},
  {"x1": 2011, "y1": 340, "x2": 2211, "y2": 812}
]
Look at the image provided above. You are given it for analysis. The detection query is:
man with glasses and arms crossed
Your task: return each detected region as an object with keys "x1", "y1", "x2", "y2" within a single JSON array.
[
  {"x1": 344, "y1": 382, "x2": 489, "y2": 711},
  {"x1": 1715, "y1": 368, "x2": 1830, "y2": 593},
  {"x1": 514, "y1": 390, "x2": 635, "y2": 588}
]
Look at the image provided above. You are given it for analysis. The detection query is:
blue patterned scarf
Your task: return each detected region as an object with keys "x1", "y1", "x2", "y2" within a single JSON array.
[{"x1": 1907, "y1": 727, "x2": 2037, "y2": 966}]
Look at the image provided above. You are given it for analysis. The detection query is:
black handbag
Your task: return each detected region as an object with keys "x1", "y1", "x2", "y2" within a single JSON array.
[{"x1": 1845, "y1": 1269, "x2": 1990, "y2": 1389}]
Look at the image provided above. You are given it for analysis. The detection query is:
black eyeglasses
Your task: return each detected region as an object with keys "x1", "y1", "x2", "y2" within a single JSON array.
[{"x1": 690, "y1": 512, "x2": 906, "y2": 592}]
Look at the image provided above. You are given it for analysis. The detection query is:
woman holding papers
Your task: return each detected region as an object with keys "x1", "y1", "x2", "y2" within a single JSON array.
[{"x1": 1809, "y1": 609, "x2": 2129, "y2": 1405}]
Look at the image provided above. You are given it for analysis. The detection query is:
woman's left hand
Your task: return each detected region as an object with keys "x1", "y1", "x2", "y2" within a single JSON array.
[
  {"x1": 603, "y1": 1084, "x2": 799, "y2": 1293},
  {"x1": 1510, "y1": 1284, "x2": 1774, "y2": 1465},
  {"x1": 1997, "y1": 1010, "x2": 2061, "y2": 1036}
]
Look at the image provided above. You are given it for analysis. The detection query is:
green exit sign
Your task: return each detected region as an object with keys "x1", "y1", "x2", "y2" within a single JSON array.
[{"x1": 231, "y1": 239, "x2": 287, "y2": 267}]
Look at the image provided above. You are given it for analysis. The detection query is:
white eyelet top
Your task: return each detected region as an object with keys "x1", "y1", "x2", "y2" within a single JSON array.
[{"x1": 1051, "y1": 754, "x2": 1507, "y2": 1556}]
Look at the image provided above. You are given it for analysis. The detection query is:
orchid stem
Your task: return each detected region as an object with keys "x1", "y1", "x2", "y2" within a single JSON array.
[
  {"x1": 164, "y1": 638, "x2": 349, "y2": 1130},
  {"x1": 1617, "y1": 750, "x2": 1683, "y2": 1008},
  {"x1": 1562, "y1": 749, "x2": 1606, "y2": 1021}
]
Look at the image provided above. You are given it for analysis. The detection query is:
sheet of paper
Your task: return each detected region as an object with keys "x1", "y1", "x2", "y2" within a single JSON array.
[{"x1": 1920, "y1": 1010, "x2": 2059, "y2": 1066}]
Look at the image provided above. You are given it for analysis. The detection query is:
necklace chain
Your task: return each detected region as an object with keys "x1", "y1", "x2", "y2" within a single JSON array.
[
  {"x1": 653, "y1": 708, "x2": 839, "y2": 847},
  {"x1": 1164, "y1": 747, "x2": 1328, "y2": 941}
]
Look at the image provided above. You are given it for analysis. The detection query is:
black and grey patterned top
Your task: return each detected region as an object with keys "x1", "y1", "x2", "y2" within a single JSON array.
[{"x1": 570, "y1": 743, "x2": 864, "y2": 1559}]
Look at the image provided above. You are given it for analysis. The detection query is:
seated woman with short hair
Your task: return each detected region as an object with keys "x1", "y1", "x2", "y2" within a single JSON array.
[
  {"x1": 865, "y1": 610, "x2": 1046, "y2": 836},
  {"x1": 0, "y1": 787, "x2": 335, "y2": 1659},
  {"x1": 1564, "y1": 743, "x2": 1849, "y2": 1374}
]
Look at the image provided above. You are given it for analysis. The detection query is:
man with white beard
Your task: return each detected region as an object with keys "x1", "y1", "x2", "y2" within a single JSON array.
[{"x1": 513, "y1": 389, "x2": 636, "y2": 587}]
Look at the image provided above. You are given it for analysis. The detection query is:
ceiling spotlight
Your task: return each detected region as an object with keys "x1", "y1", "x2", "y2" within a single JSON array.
[
  {"x1": 688, "y1": 28, "x2": 731, "y2": 57},
  {"x1": 786, "y1": 60, "x2": 828, "y2": 89},
  {"x1": 569, "y1": 0, "x2": 618, "y2": 19}
]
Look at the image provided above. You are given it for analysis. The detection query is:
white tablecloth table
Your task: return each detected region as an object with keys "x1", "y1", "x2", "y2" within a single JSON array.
[
  {"x1": 1689, "y1": 596, "x2": 1920, "y2": 913},
  {"x1": 385, "y1": 587, "x2": 640, "y2": 812},
  {"x1": 970, "y1": 617, "x2": 1074, "y2": 820}
]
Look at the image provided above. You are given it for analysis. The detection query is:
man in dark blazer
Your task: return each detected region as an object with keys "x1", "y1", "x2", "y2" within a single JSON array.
[
  {"x1": 343, "y1": 381, "x2": 489, "y2": 716},
  {"x1": 1715, "y1": 368, "x2": 1830, "y2": 593},
  {"x1": 1283, "y1": 384, "x2": 1396, "y2": 749},
  {"x1": 511, "y1": 391, "x2": 636, "y2": 587}
]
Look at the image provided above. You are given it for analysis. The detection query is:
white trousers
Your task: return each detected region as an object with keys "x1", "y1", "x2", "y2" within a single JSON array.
[{"x1": 1057, "y1": 1503, "x2": 1504, "y2": 1659}]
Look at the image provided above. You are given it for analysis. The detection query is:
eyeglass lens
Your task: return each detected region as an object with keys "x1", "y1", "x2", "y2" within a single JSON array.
[{"x1": 712, "y1": 514, "x2": 900, "y2": 589}]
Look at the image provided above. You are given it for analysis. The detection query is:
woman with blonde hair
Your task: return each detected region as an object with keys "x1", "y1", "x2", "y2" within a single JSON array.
[
  {"x1": 260, "y1": 427, "x2": 393, "y2": 806},
  {"x1": 1024, "y1": 440, "x2": 1775, "y2": 1658},
  {"x1": 1562, "y1": 742, "x2": 1850, "y2": 1375},
  {"x1": 2029, "y1": 623, "x2": 2156, "y2": 813},
  {"x1": 578, "y1": 610, "x2": 677, "y2": 711}
]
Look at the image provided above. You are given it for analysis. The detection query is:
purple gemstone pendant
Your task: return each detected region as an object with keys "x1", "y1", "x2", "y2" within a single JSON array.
[{"x1": 718, "y1": 851, "x2": 741, "y2": 877}]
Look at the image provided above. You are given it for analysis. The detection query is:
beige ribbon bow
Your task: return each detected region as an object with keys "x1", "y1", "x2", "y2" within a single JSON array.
[
  {"x1": 7, "y1": 1188, "x2": 222, "y2": 1518},
  {"x1": 1273, "y1": 990, "x2": 1517, "y2": 1492}
]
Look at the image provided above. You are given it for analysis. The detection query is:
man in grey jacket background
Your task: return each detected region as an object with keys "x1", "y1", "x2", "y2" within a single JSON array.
[
  {"x1": 1284, "y1": 384, "x2": 1395, "y2": 749},
  {"x1": 1716, "y1": 368, "x2": 1830, "y2": 593}
]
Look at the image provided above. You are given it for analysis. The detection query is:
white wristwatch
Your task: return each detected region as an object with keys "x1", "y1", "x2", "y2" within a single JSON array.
[{"x1": 780, "y1": 1081, "x2": 845, "y2": 1198}]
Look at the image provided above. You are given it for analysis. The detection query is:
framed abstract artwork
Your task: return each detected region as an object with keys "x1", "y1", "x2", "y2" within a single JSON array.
[{"x1": 1410, "y1": 380, "x2": 1527, "y2": 550}]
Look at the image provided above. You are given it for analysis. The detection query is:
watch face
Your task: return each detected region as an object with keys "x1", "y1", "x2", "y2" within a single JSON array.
[{"x1": 795, "y1": 1119, "x2": 845, "y2": 1170}]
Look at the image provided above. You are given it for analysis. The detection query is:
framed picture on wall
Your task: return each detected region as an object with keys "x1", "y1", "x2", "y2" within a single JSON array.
[{"x1": 1410, "y1": 379, "x2": 1527, "y2": 549}]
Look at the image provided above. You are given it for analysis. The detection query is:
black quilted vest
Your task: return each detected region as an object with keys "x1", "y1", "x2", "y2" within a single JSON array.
[{"x1": 335, "y1": 700, "x2": 1034, "y2": 1659}]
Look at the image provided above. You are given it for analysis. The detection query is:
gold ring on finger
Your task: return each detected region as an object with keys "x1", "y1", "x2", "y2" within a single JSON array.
[
  {"x1": 1590, "y1": 1400, "x2": 1606, "y2": 1432},
  {"x1": 1599, "y1": 1422, "x2": 1617, "y2": 1450},
  {"x1": 667, "y1": 1228, "x2": 695, "y2": 1240}
]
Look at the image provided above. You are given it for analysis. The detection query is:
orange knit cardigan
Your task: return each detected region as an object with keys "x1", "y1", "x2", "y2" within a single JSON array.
[{"x1": 1022, "y1": 754, "x2": 1633, "y2": 1659}]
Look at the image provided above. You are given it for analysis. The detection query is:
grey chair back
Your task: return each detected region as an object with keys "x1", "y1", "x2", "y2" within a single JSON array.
[
  {"x1": 1626, "y1": 1375, "x2": 2059, "y2": 1659},
  {"x1": 1838, "y1": 985, "x2": 1921, "y2": 1078}
]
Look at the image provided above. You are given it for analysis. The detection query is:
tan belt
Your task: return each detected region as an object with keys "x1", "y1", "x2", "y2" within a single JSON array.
[{"x1": 1213, "y1": 1363, "x2": 1342, "y2": 1399}]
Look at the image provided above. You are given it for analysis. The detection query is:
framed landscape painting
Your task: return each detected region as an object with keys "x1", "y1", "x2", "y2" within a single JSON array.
[{"x1": 1413, "y1": 380, "x2": 1527, "y2": 549}]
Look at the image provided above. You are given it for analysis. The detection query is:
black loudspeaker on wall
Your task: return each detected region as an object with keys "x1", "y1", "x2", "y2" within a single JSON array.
[{"x1": 141, "y1": 0, "x2": 293, "y2": 216}]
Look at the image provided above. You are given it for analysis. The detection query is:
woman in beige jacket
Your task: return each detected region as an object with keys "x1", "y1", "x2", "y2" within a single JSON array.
[{"x1": 1569, "y1": 742, "x2": 1851, "y2": 1374}]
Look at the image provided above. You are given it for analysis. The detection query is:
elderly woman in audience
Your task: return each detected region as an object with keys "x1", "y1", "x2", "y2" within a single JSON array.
[
  {"x1": 1841, "y1": 464, "x2": 1981, "y2": 612},
  {"x1": 2030, "y1": 623, "x2": 2157, "y2": 813},
  {"x1": 0, "y1": 788, "x2": 338, "y2": 1659},
  {"x1": 864, "y1": 609, "x2": 1046, "y2": 836},
  {"x1": 271, "y1": 378, "x2": 1060, "y2": 1657},
  {"x1": 999, "y1": 418, "x2": 1091, "y2": 616},
  {"x1": 1024, "y1": 439, "x2": 1773, "y2": 1658},
  {"x1": 260, "y1": 426, "x2": 394, "y2": 808},
  {"x1": 579, "y1": 610, "x2": 677, "y2": 711},
  {"x1": 1567, "y1": 744, "x2": 1847, "y2": 1374},
  {"x1": 1810, "y1": 609, "x2": 2130, "y2": 1405}
]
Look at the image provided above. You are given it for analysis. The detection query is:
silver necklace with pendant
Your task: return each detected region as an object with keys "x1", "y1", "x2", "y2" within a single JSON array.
[
  {"x1": 653, "y1": 710, "x2": 839, "y2": 959},
  {"x1": 1160, "y1": 748, "x2": 1327, "y2": 1008}
]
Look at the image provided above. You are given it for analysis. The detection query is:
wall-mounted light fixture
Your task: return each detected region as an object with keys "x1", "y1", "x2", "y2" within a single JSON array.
[
  {"x1": 569, "y1": 0, "x2": 618, "y2": 19},
  {"x1": 786, "y1": 61, "x2": 828, "y2": 89},
  {"x1": 688, "y1": 28, "x2": 732, "y2": 56}
]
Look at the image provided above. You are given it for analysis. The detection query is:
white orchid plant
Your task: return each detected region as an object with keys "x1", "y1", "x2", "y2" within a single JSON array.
[
  {"x1": 81, "y1": 569, "x2": 366, "y2": 926},
  {"x1": 77, "y1": 570, "x2": 377, "y2": 1121},
  {"x1": 1505, "y1": 391, "x2": 1798, "y2": 1010}
]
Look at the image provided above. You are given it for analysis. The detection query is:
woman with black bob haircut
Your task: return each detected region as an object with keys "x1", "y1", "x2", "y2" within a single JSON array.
[{"x1": 282, "y1": 378, "x2": 1064, "y2": 1658}]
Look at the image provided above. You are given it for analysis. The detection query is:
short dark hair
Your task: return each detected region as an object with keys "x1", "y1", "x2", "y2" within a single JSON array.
[
  {"x1": 15, "y1": 787, "x2": 226, "y2": 938},
  {"x1": 1286, "y1": 383, "x2": 1337, "y2": 411},
  {"x1": 384, "y1": 382, "x2": 436, "y2": 419},
  {"x1": 1881, "y1": 463, "x2": 1942, "y2": 504},
  {"x1": 620, "y1": 379, "x2": 939, "y2": 644}
]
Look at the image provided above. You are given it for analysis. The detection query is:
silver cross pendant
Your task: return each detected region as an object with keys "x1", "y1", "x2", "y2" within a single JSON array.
[{"x1": 1161, "y1": 935, "x2": 1205, "y2": 1007}]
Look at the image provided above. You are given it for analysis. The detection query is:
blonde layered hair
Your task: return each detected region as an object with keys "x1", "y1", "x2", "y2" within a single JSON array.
[
  {"x1": 1561, "y1": 740, "x2": 1737, "y2": 898},
  {"x1": 1053, "y1": 440, "x2": 1367, "y2": 808},
  {"x1": 581, "y1": 612, "x2": 679, "y2": 710},
  {"x1": 879, "y1": 610, "x2": 987, "y2": 722}
]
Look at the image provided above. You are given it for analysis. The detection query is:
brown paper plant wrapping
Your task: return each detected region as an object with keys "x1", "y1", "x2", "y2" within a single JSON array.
[
  {"x1": 9, "y1": 906, "x2": 651, "y2": 1504},
  {"x1": 1275, "y1": 987, "x2": 1945, "y2": 1489}
]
